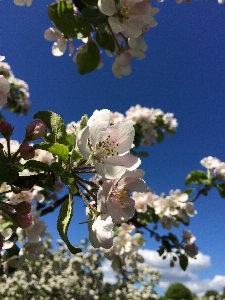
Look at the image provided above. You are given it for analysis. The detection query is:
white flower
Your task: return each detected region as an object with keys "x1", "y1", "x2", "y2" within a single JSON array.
[
  {"x1": 78, "y1": 109, "x2": 140, "y2": 179},
  {"x1": 200, "y1": 156, "x2": 221, "y2": 169},
  {"x1": 44, "y1": 28, "x2": 74, "y2": 56},
  {"x1": 87, "y1": 211, "x2": 114, "y2": 249},
  {"x1": 97, "y1": 169, "x2": 147, "y2": 224},
  {"x1": 112, "y1": 51, "x2": 132, "y2": 78},
  {"x1": 98, "y1": 0, "x2": 159, "y2": 38}
]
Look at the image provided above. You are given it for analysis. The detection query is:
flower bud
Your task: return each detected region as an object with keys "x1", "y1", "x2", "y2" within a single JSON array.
[
  {"x1": 19, "y1": 143, "x2": 35, "y2": 160},
  {"x1": 0, "y1": 121, "x2": 13, "y2": 138},
  {"x1": 25, "y1": 120, "x2": 47, "y2": 141},
  {"x1": 15, "y1": 213, "x2": 32, "y2": 229}
]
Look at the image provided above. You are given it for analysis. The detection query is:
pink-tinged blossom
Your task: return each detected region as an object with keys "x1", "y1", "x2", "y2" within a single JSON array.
[
  {"x1": 0, "y1": 75, "x2": 10, "y2": 108},
  {"x1": 112, "y1": 51, "x2": 132, "y2": 78},
  {"x1": 78, "y1": 109, "x2": 140, "y2": 179},
  {"x1": 97, "y1": 169, "x2": 147, "y2": 224},
  {"x1": 184, "y1": 243, "x2": 198, "y2": 258},
  {"x1": 15, "y1": 213, "x2": 33, "y2": 229},
  {"x1": 6, "y1": 190, "x2": 33, "y2": 205},
  {"x1": 182, "y1": 230, "x2": 196, "y2": 245},
  {"x1": 98, "y1": 0, "x2": 159, "y2": 38},
  {"x1": 19, "y1": 143, "x2": 35, "y2": 160},
  {"x1": 44, "y1": 27, "x2": 74, "y2": 56},
  {"x1": 0, "y1": 121, "x2": 13, "y2": 138},
  {"x1": 25, "y1": 120, "x2": 47, "y2": 141}
]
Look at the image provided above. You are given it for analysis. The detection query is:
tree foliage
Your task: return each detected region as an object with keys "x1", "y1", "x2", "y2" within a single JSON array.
[{"x1": 164, "y1": 282, "x2": 193, "y2": 300}]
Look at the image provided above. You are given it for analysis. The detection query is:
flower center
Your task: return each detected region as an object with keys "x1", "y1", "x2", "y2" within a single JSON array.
[
  {"x1": 112, "y1": 188, "x2": 129, "y2": 206},
  {"x1": 91, "y1": 135, "x2": 119, "y2": 163},
  {"x1": 119, "y1": 4, "x2": 132, "y2": 19}
]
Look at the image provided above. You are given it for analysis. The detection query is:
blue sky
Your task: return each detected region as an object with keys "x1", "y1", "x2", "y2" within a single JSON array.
[{"x1": 2, "y1": 0, "x2": 225, "y2": 296}]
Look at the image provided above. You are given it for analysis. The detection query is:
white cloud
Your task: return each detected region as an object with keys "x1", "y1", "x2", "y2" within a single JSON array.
[
  {"x1": 139, "y1": 249, "x2": 225, "y2": 295},
  {"x1": 101, "y1": 259, "x2": 116, "y2": 284},
  {"x1": 101, "y1": 249, "x2": 225, "y2": 296},
  {"x1": 187, "y1": 276, "x2": 225, "y2": 296}
]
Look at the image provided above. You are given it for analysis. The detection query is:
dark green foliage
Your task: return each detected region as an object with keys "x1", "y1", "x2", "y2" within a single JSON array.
[{"x1": 164, "y1": 282, "x2": 193, "y2": 300}]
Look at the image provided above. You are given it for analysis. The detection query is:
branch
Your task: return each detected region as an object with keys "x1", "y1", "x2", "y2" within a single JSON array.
[{"x1": 39, "y1": 194, "x2": 69, "y2": 216}]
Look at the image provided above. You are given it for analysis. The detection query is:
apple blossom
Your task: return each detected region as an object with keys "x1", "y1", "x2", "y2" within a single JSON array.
[
  {"x1": 200, "y1": 156, "x2": 221, "y2": 169},
  {"x1": 25, "y1": 120, "x2": 47, "y2": 141},
  {"x1": 78, "y1": 109, "x2": 140, "y2": 179},
  {"x1": 87, "y1": 209, "x2": 115, "y2": 249},
  {"x1": 15, "y1": 213, "x2": 33, "y2": 229},
  {"x1": 97, "y1": 169, "x2": 147, "y2": 224},
  {"x1": 19, "y1": 143, "x2": 35, "y2": 160},
  {"x1": 44, "y1": 27, "x2": 74, "y2": 57},
  {"x1": 0, "y1": 121, "x2": 14, "y2": 138},
  {"x1": 98, "y1": 0, "x2": 159, "y2": 39}
]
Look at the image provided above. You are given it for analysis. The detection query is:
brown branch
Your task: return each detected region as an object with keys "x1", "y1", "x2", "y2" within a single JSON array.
[{"x1": 40, "y1": 194, "x2": 69, "y2": 216}]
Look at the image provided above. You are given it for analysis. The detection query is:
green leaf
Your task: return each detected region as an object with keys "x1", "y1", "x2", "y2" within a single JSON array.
[
  {"x1": 95, "y1": 30, "x2": 115, "y2": 52},
  {"x1": 66, "y1": 134, "x2": 75, "y2": 146},
  {"x1": 57, "y1": 197, "x2": 81, "y2": 254},
  {"x1": 183, "y1": 188, "x2": 195, "y2": 196},
  {"x1": 168, "y1": 233, "x2": 179, "y2": 245},
  {"x1": 0, "y1": 156, "x2": 19, "y2": 184},
  {"x1": 157, "y1": 247, "x2": 164, "y2": 256},
  {"x1": 80, "y1": 114, "x2": 88, "y2": 130},
  {"x1": 156, "y1": 130, "x2": 164, "y2": 143},
  {"x1": 74, "y1": 41, "x2": 100, "y2": 75},
  {"x1": 179, "y1": 254, "x2": 188, "y2": 271},
  {"x1": 48, "y1": 1, "x2": 92, "y2": 38},
  {"x1": 32, "y1": 143, "x2": 69, "y2": 161},
  {"x1": 34, "y1": 111, "x2": 67, "y2": 145},
  {"x1": 24, "y1": 160, "x2": 50, "y2": 172},
  {"x1": 82, "y1": 8, "x2": 107, "y2": 25},
  {"x1": 50, "y1": 162, "x2": 74, "y2": 184},
  {"x1": 185, "y1": 170, "x2": 208, "y2": 186},
  {"x1": 216, "y1": 183, "x2": 225, "y2": 198},
  {"x1": 71, "y1": 148, "x2": 83, "y2": 161}
]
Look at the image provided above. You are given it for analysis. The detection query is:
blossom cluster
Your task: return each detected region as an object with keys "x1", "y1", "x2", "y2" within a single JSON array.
[
  {"x1": 67, "y1": 104, "x2": 178, "y2": 147},
  {"x1": 0, "y1": 61, "x2": 30, "y2": 115},
  {"x1": 200, "y1": 156, "x2": 225, "y2": 180},
  {"x1": 133, "y1": 189, "x2": 197, "y2": 229},
  {"x1": 43, "y1": 0, "x2": 159, "y2": 77},
  {"x1": 0, "y1": 238, "x2": 160, "y2": 300},
  {"x1": 77, "y1": 109, "x2": 147, "y2": 248},
  {"x1": 105, "y1": 223, "x2": 145, "y2": 270}
]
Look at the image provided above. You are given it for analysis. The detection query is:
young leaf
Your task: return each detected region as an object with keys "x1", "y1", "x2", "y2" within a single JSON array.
[
  {"x1": 74, "y1": 41, "x2": 100, "y2": 75},
  {"x1": 32, "y1": 143, "x2": 69, "y2": 161},
  {"x1": 57, "y1": 197, "x2": 81, "y2": 254},
  {"x1": 216, "y1": 183, "x2": 225, "y2": 198},
  {"x1": 95, "y1": 30, "x2": 115, "y2": 52},
  {"x1": 185, "y1": 170, "x2": 208, "y2": 186},
  {"x1": 82, "y1": 8, "x2": 107, "y2": 25},
  {"x1": 48, "y1": 1, "x2": 92, "y2": 38},
  {"x1": 24, "y1": 160, "x2": 50, "y2": 172},
  {"x1": 34, "y1": 111, "x2": 67, "y2": 145},
  {"x1": 50, "y1": 162, "x2": 74, "y2": 185},
  {"x1": 179, "y1": 253, "x2": 188, "y2": 271}
]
